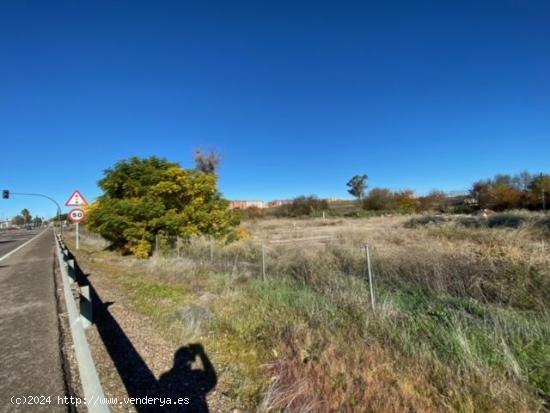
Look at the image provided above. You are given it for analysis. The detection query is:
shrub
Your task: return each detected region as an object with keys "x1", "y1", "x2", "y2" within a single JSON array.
[
  {"x1": 404, "y1": 215, "x2": 448, "y2": 228},
  {"x1": 363, "y1": 188, "x2": 419, "y2": 213},
  {"x1": 363, "y1": 188, "x2": 395, "y2": 211},
  {"x1": 394, "y1": 190, "x2": 420, "y2": 212},
  {"x1": 534, "y1": 216, "x2": 550, "y2": 233},
  {"x1": 129, "y1": 239, "x2": 152, "y2": 259},
  {"x1": 418, "y1": 190, "x2": 447, "y2": 212},
  {"x1": 456, "y1": 216, "x2": 485, "y2": 228},
  {"x1": 487, "y1": 214, "x2": 527, "y2": 228},
  {"x1": 237, "y1": 206, "x2": 266, "y2": 219},
  {"x1": 275, "y1": 196, "x2": 328, "y2": 217}
]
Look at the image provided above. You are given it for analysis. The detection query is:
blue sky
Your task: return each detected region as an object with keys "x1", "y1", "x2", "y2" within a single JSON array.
[{"x1": 1, "y1": 1, "x2": 549, "y2": 219}]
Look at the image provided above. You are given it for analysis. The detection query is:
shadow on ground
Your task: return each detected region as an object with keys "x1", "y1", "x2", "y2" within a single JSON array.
[{"x1": 70, "y1": 256, "x2": 216, "y2": 413}]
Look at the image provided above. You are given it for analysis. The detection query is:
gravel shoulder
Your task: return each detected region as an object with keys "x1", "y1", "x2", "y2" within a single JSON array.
[{"x1": 64, "y1": 235, "x2": 237, "y2": 413}]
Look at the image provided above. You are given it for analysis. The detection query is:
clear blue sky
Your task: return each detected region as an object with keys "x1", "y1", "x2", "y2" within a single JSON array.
[{"x1": 1, "y1": 1, "x2": 549, "y2": 219}]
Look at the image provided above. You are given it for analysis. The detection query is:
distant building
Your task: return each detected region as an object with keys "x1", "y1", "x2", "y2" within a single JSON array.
[
  {"x1": 0, "y1": 220, "x2": 10, "y2": 229},
  {"x1": 267, "y1": 199, "x2": 292, "y2": 207},
  {"x1": 229, "y1": 200, "x2": 267, "y2": 209},
  {"x1": 230, "y1": 198, "x2": 347, "y2": 209}
]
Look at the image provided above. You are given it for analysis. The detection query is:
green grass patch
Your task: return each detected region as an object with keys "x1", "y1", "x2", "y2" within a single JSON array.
[{"x1": 372, "y1": 287, "x2": 550, "y2": 398}]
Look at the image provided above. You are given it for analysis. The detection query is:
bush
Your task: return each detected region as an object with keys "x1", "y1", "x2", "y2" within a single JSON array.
[
  {"x1": 487, "y1": 214, "x2": 527, "y2": 228},
  {"x1": 363, "y1": 188, "x2": 419, "y2": 213},
  {"x1": 449, "y1": 204, "x2": 477, "y2": 214},
  {"x1": 275, "y1": 196, "x2": 328, "y2": 217},
  {"x1": 418, "y1": 190, "x2": 447, "y2": 212},
  {"x1": 237, "y1": 206, "x2": 266, "y2": 219},
  {"x1": 534, "y1": 216, "x2": 550, "y2": 233},
  {"x1": 455, "y1": 216, "x2": 485, "y2": 228},
  {"x1": 404, "y1": 215, "x2": 448, "y2": 228},
  {"x1": 362, "y1": 188, "x2": 395, "y2": 211},
  {"x1": 394, "y1": 190, "x2": 420, "y2": 213}
]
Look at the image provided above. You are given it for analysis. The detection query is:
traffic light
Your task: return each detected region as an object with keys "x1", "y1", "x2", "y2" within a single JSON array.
[{"x1": 2, "y1": 190, "x2": 9, "y2": 199}]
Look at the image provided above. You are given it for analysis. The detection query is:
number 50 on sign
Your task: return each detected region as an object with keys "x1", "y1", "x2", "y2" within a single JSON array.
[{"x1": 68, "y1": 208, "x2": 85, "y2": 223}]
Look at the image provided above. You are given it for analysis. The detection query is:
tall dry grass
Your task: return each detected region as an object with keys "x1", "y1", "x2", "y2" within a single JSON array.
[{"x1": 74, "y1": 212, "x2": 550, "y2": 412}]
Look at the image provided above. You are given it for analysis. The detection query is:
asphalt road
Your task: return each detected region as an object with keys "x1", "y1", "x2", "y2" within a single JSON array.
[
  {"x1": 0, "y1": 229, "x2": 42, "y2": 258},
  {"x1": 0, "y1": 228, "x2": 67, "y2": 412}
]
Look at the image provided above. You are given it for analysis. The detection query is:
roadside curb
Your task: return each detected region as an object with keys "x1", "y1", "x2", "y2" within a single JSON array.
[{"x1": 54, "y1": 232, "x2": 110, "y2": 413}]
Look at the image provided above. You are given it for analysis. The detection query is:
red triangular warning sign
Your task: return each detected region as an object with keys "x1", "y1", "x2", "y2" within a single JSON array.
[{"x1": 65, "y1": 190, "x2": 88, "y2": 207}]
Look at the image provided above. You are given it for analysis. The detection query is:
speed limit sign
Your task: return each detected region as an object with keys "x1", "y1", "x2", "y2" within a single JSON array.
[{"x1": 68, "y1": 208, "x2": 85, "y2": 223}]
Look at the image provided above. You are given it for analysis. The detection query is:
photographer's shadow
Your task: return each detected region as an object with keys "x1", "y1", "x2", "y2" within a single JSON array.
[
  {"x1": 157, "y1": 344, "x2": 216, "y2": 412},
  {"x1": 75, "y1": 259, "x2": 217, "y2": 412}
]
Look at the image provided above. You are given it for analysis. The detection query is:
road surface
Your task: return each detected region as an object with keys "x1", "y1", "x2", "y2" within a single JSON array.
[
  {"x1": 0, "y1": 228, "x2": 41, "y2": 258},
  {"x1": 0, "y1": 228, "x2": 67, "y2": 412}
]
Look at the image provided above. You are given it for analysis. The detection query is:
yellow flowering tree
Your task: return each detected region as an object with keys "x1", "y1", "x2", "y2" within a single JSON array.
[{"x1": 87, "y1": 156, "x2": 239, "y2": 257}]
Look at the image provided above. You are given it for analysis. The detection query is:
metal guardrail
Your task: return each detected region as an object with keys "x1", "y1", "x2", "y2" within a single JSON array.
[{"x1": 54, "y1": 232, "x2": 109, "y2": 413}]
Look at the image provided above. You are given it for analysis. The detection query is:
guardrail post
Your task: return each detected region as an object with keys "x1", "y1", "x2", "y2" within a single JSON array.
[
  {"x1": 66, "y1": 259, "x2": 76, "y2": 281},
  {"x1": 80, "y1": 285, "x2": 92, "y2": 329},
  {"x1": 53, "y1": 232, "x2": 109, "y2": 412}
]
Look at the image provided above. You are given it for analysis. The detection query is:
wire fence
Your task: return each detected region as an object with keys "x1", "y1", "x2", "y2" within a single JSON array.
[
  {"x1": 153, "y1": 233, "x2": 377, "y2": 306},
  {"x1": 71, "y1": 226, "x2": 379, "y2": 308}
]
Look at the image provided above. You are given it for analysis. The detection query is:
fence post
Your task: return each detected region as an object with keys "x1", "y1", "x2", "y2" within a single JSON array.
[
  {"x1": 365, "y1": 244, "x2": 376, "y2": 311},
  {"x1": 261, "y1": 242, "x2": 266, "y2": 282},
  {"x1": 155, "y1": 233, "x2": 159, "y2": 256},
  {"x1": 210, "y1": 239, "x2": 214, "y2": 261},
  {"x1": 176, "y1": 236, "x2": 181, "y2": 258}
]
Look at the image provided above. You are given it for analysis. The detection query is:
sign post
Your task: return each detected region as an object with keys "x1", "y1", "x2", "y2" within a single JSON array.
[
  {"x1": 66, "y1": 190, "x2": 88, "y2": 250},
  {"x1": 68, "y1": 208, "x2": 85, "y2": 249}
]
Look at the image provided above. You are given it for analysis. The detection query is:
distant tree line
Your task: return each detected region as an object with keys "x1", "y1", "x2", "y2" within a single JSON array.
[
  {"x1": 472, "y1": 172, "x2": 549, "y2": 211},
  {"x1": 240, "y1": 171, "x2": 549, "y2": 219},
  {"x1": 358, "y1": 171, "x2": 549, "y2": 213},
  {"x1": 11, "y1": 209, "x2": 44, "y2": 226},
  {"x1": 275, "y1": 196, "x2": 329, "y2": 217}
]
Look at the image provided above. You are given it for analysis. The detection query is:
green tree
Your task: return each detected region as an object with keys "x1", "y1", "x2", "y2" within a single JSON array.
[
  {"x1": 32, "y1": 216, "x2": 43, "y2": 226},
  {"x1": 347, "y1": 175, "x2": 368, "y2": 200},
  {"x1": 87, "y1": 156, "x2": 239, "y2": 257},
  {"x1": 21, "y1": 209, "x2": 32, "y2": 224},
  {"x1": 529, "y1": 173, "x2": 550, "y2": 209},
  {"x1": 11, "y1": 215, "x2": 25, "y2": 226}
]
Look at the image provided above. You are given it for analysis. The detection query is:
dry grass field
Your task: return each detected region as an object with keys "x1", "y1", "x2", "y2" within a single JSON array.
[{"x1": 68, "y1": 212, "x2": 550, "y2": 412}]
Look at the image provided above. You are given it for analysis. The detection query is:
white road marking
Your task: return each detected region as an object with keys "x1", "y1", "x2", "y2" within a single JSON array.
[{"x1": 0, "y1": 229, "x2": 49, "y2": 262}]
